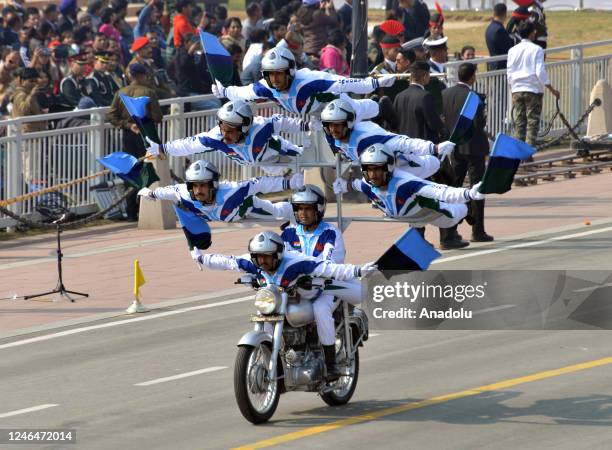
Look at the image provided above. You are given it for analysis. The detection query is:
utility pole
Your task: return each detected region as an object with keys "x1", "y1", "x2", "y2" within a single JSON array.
[{"x1": 350, "y1": 0, "x2": 369, "y2": 78}]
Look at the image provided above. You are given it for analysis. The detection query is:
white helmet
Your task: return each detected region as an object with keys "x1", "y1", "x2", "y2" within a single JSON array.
[
  {"x1": 291, "y1": 184, "x2": 326, "y2": 224},
  {"x1": 248, "y1": 230, "x2": 285, "y2": 269},
  {"x1": 185, "y1": 159, "x2": 220, "y2": 201},
  {"x1": 216, "y1": 100, "x2": 253, "y2": 133},
  {"x1": 359, "y1": 143, "x2": 395, "y2": 184},
  {"x1": 261, "y1": 46, "x2": 296, "y2": 87},
  {"x1": 321, "y1": 99, "x2": 356, "y2": 131}
]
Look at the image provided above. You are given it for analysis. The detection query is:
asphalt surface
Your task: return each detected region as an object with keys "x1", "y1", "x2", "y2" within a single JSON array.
[{"x1": 1, "y1": 224, "x2": 612, "y2": 450}]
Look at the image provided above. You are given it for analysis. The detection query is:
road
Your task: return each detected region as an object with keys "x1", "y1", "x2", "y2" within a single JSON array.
[{"x1": 1, "y1": 223, "x2": 612, "y2": 449}]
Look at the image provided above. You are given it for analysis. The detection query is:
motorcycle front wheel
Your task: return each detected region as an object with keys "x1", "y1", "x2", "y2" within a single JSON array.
[{"x1": 234, "y1": 344, "x2": 280, "y2": 424}]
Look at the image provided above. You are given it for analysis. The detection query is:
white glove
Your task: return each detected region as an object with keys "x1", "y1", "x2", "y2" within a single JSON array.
[
  {"x1": 211, "y1": 79, "x2": 227, "y2": 98},
  {"x1": 190, "y1": 248, "x2": 203, "y2": 264},
  {"x1": 333, "y1": 178, "x2": 348, "y2": 195},
  {"x1": 289, "y1": 172, "x2": 304, "y2": 189},
  {"x1": 137, "y1": 187, "x2": 156, "y2": 201},
  {"x1": 467, "y1": 181, "x2": 485, "y2": 201},
  {"x1": 308, "y1": 116, "x2": 323, "y2": 132},
  {"x1": 377, "y1": 74, "x2": 396, "y2": 88},
  {"x1": 145, "y1": 136, "x2": 160, "y2": 157},
  {"x1": 359, "y1": 261, "x2": 378, "y2": 277},
  {"x1": 436, "y1": 141, "x2": 456, "y2": 159}
]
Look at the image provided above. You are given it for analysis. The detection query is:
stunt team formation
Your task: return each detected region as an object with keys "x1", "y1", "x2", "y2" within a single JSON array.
[{"x1": 137, "y1": 46, "x2": 489, "y2": 381}]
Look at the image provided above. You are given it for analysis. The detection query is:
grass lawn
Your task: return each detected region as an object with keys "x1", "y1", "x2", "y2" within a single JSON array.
[{"x1": 223, "y1": 3, "x2": 612, "y2": 57}]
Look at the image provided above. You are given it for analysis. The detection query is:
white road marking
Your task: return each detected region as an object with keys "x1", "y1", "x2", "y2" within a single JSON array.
[
  {"x1": 369, "y1": 333, "x2": 380, "y2": 337},
  {"x1": 135, "y1": 367, "x2": 227, "y2": 386},
  {"x1": 573, "y1": 282, "x2": 612, "y2": 293},
  {"x1": 433, "y1": 226, "x2": 612, "y2": 264},
  {"x1": 0, "y1": 226, "x2": 248, "y2": 271},
  {"x1": 0, "y1": 296, "x2": 253, "y2": 351},
  {"x1": 0, "y1": 404, "x2": 59, "y2": 419},
  {"x1": 472, "y1": 305, "x2": 517, "y2": 315}
]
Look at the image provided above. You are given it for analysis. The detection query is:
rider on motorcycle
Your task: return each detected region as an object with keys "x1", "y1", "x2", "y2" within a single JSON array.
[{"x1": 191, "y1": 231, "x2": 377, "y2": 380}]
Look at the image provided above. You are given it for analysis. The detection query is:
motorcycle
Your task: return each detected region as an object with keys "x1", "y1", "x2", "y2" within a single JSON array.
[{"x1": 233, "y1": 276, "x2": 369, "y2": 424}]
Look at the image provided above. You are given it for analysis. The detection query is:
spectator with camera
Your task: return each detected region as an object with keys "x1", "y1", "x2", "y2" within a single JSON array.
[{"x1": 296, "y1": 0, "x2": 339, "y2": 60}]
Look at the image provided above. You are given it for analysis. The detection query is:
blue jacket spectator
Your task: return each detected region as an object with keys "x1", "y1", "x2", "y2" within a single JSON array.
[{"x1": 485, "y1": 3, "x2": 514, "y2": 70}]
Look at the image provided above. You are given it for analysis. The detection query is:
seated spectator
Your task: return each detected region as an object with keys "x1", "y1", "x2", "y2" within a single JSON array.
[
  {"x1": 277, "y1": 30, "x2": 316, "y2": 69},
  {"x1": 92, "y1": 32, "x2": 109, "y2": 53},
  {"x1": 77, "y1": 11, "x2": 93, "y2": 29},
  {"x1": 267, "y1": 20, "x2": 287, "y2": 47},
  {"x1": 18, "y1": 27, "x2": 34, "y2": 66},
  {"x1": 135, "y1": 0, "x2": 165, "y2": 49},
  {"x1": 98, "y1": 7, "x2": 122, "y2": 44},
  {"x1": 226, "y1": 43, "x2": 244, "y2": 87},
  {"x1": 128, "y1": 36, "x2": 174, "y2": 99},
  {"x1": 173, "y1": 0, "x2": 196, "y2": 49},
  {"x1": 243, "y1": 2, "x2": 264, "y2": 45},
  {"x1": 297, "y1": 0, "x2": 339, "y2": 59},
  {"x1": 55, "y1": 96, "x2": 97, "y2": 128},
  {"x1": 35, "y1": 70, "x2": 52, "y2": 114},
  {"x1": 368, "y1": 25, "x2": 385, "y2": 70},
  {"x1": 460, "y1": 45, "x2": 475, "y2": 60},
  {"x1": 88, "y1": 0, "x2": 104, "y2": 30},
  {"x1": 174, "y1": 32, "x2": 220, "y2": 110},
  {"x1": 1, "y1": 12, "x2": 21, "y2": 48},
  {"x1": 242, "y1": 28, "x2": 266, "y2": 70},
  {"x1": 11, "y1": 67, "x2": 47, "y2": 183},
  {"x1": 424, "y1": 11, "x2": 444, "y2": 39},
  {"x1": 112, "y1": 0, "x2": 133, "y2": 46},
  {"x1": 58, "y1": 0, "x2": 78, "y2": 34},
  {"x1": 59, "y1": 52, "x2": 88, "y2": 109},
  {"x1": 241, "y1": 31, "x2": 272, "y2": 85},
  {"x1": 319, "y1": 29, "x2": 349, "y2": 76},
  {"x1": 220, "y1": 17, "x2": 245, "y2": 52},
  {"x1": 107, "y1": 52, "x2": 127, "y2": 89},
  {"x1": 24, "y1": 7, "x2": 41, "y2": 29},
  {"x1": 83, "y1": 51, "x2": 116, "y2": 106},
  {"x1": 146, "y1": 31, "x2": 166, "y2": 70},
  {"x1": 41, "y1": 5, "x2": 60, "y2": 35},
  {"x1": 0, "y1": 50, "x2": 20, "y2": 109}
]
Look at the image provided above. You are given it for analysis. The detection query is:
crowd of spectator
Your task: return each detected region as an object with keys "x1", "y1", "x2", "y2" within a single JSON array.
[{"x1": 0, "y1": 0, "x2": 549, "y2": 136}]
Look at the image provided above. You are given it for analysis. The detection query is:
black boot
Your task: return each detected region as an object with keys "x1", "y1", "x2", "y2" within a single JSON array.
[
  {"x1": 471, "y1": 200, "x2": 494, "y2": 242},
  {"x1": 323, "y1": 345, "x2": 341, "y2": 382}
]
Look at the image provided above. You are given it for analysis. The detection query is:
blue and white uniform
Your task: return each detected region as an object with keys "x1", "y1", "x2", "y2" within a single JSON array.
[
  {"x1": 250, "y1": 197, "x2": 359, "y2": 343},
  {"x1": 196, "y1": 250, "x2": 362, "y2": 345},
  {"x1": 351, "y1": 171, "x2": 470, "y2": 229},
  {"x1": 221, "y1": 68, "x2": 381, "y2": 119},
  {"x1": 326, "y1": 121, "x2": 441, "y2": 179},
  {"x1": 149, "y1": 176, "x2": 295, "y2": 247},
  {"x1": 162, "y1": 115, "x2": 305, "y2": 175}
]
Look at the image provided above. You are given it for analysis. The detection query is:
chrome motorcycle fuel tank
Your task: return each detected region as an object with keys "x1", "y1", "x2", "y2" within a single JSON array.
[{"x1": 285, "y1": 297, "x2": 315, "y2": 327}]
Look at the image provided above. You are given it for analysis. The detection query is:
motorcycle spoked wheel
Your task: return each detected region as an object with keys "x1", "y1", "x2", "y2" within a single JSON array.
[
  {"x1": 234, "y1": 344, "x2": 280, "y2": 424},
  {"x1": 321, "y1": 345, "x2": 359, "y2": 406}
]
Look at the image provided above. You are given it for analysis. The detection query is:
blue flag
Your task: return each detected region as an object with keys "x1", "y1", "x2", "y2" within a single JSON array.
[
  {"x1": 376, "y1": 228, "x2": 441, "y2": 273},
  {"x1": 173, "y1": 202, "x2": 212, "y2": 250},
  {"x1": 119, "y1": 93, "x2": 149, "y2": 120},
  {"x1": 97, "y1": 152, "x2": 159, "y2": 189},
  {"x1": 449, "y1": 91, "x2": 481, "y2": 145},
  {"x1": 479, "y1": 133, "x2": 535, "y2": 194},
  {"x1": 200, "y1": 30, "x2": 233, "y2": 86}
]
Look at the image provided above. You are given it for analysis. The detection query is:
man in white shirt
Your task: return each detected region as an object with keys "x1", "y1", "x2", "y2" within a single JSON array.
[{"x1": 507, "y1": 21, "x2": 559, "y2": 148}]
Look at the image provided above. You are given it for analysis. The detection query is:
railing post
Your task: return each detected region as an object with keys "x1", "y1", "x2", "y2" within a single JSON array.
[
  {"x1": 446, "y1": 63, "x2": 458, "y2": 87},
  {"x1": 6, "y1": 122, "x2": 23, "y2": 228},
  {"x1": 89, "y1": 109, "x2": 105, "y2": 186},
  {"x1": 169, "y1": 100, "x2": 184, "y2": 177},
  {"x1": 570, "y1": 46, "x2": 584, "y2": 127}
]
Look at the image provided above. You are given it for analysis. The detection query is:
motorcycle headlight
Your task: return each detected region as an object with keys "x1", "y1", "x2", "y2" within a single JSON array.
[{"x1": 254, "y1": 288, "x2": 278, "y2": 315}]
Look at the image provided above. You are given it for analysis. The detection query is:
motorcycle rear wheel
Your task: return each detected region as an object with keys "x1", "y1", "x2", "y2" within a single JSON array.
[
  {"x1": 234, "y1": 344, "x2": 280, "y2": 424},
  {"x1": 321, "y1": 347, "x2": 359, "y2": 406}
]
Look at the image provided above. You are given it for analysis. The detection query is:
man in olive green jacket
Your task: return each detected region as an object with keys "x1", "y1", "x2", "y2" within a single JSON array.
[{"x1": 107, "y1": 63, "x2": 163, "y2": 220}]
